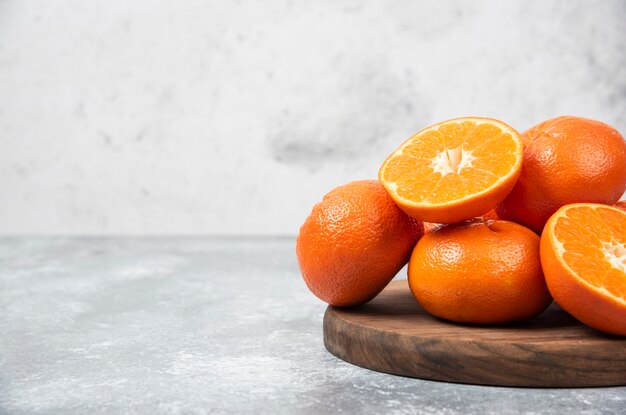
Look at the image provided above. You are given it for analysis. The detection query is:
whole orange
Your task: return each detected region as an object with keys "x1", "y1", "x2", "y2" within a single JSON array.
[
  {"x1": 408, "y1": 220, "x2": 552, "y2": 324},
  {"x1": 616, "y1": 200, "x2": 626, "y2": 211},
  {"x1": 296, "y1": 180, "x2": 421, "y2": 307},
  {"x1": 498, "y1": 116, "x2": 626, "y2": 233}
]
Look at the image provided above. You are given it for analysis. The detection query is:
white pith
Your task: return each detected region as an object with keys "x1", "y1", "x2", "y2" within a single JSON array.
[
  {"x1": 429, "y1": 146, "x2": 477, "y2": 176},
  {"x1": 552, "y1": 237, "x2": 566, "y2": 256},
  {"x1": 602, "y1": 239, "x2": 626, "y2": 273}
]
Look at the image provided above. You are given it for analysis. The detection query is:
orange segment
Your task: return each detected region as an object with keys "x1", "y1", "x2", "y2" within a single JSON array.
[
  {"x1": 541, "y1": 203, "x2": 626, "y2": 335},
  {"x1": 379, "y1": 117, "x2": 522, "y2": 223}
]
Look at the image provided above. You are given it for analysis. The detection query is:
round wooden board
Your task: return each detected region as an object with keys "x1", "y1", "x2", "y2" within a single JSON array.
[{"x1": 323, "y1": 280, "x2": 626, "y2": 387}]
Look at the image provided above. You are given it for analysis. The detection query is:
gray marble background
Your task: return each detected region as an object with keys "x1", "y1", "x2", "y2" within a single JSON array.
[
  {"x1": 0, "y1": 0, "x2": 625, "y2": 235},
  {"x1": 2, "y1": 237, "x2": 625, "y2": 414}
]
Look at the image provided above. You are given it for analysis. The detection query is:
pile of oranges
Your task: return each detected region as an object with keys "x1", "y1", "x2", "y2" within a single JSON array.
[{"x1": 296, "y1": 116, "x2": 626, "y2": 336}]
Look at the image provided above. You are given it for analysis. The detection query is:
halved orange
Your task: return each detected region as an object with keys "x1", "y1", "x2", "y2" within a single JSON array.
[
  {"x1": 540, "y1": 203, "x2": 626, "y2": 336},
  {"x1": 378, "y1": 117, "x2": 523, "y2": 223}
]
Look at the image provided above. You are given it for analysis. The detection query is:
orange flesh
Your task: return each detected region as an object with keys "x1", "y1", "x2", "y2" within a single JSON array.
[
  {"x1": 381, "y1": 120, "x2": 519, "y2": 205},
  {"x1": 553, "y1": 205, "x2": 626, "y2": 302}
]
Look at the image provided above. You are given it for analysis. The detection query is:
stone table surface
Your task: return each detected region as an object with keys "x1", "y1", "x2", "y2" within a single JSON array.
[{"x1": 0, "y1": 237, "x2": 624, "y2": 415}]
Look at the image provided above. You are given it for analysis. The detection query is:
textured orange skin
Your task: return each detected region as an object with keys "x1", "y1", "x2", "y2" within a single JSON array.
[
  {"x1": 498, "y1": 116, "x2": 626, "y2": 233},
  {"x1": 409, "y1": 220, "x2": 552, "y2": 324},
  {"x1": 540, "y1": 204, "x2": 626, "y2": 336},
  {"x1": 296, "y1": 180, "x2": 422, "y2": 307}
]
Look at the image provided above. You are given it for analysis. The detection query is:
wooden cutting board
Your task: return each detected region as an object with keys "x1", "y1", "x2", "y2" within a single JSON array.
[{"x1": 323, "y1": 280, "x2": 626, "y2": 387}]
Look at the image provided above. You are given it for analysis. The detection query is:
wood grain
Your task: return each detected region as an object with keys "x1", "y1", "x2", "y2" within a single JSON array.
[{"x1": 323, "y1": 280, "x2": 626, "y2": 387}]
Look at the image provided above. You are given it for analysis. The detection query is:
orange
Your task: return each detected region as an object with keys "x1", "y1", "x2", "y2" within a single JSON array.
[
  {"x1": 296, "y1": 180, "x2": 422, "y2": 307},
  {"x1": 616, "y1": 200, "x2": 626, "y2": 211},
  {"x1": 540, "y1": 203, "x2": 626, "y2": 336},
  {"x1": 378, "y1": 117, "x2": 523, "y2": 224},
  {"x1": 408, "y1": 220, "x2": 551, "y2": 324},
  {"x1": 498, "y1": 116, "x2": 626, "y2": 233}
]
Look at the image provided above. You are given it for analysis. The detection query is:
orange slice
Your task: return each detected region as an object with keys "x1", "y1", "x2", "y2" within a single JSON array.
[
  {"x1": 378, "y1": 117, "x2": 523, "y2": 223},
  {"x1": 540, "y1": 203, "x2": 626, "y2": 335}
]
